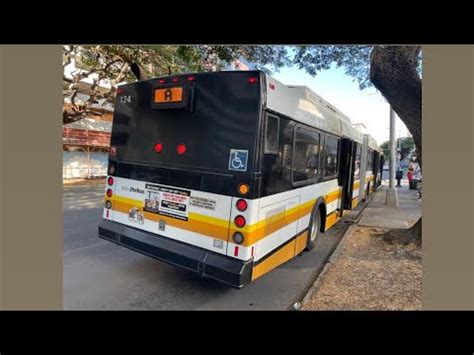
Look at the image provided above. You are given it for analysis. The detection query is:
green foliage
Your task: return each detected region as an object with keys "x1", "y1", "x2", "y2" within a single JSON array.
[
  {"x1": 380, "y1": 136, "x2": 415, "y2": 160},
  {"x1": 291, "y1": 46, "x2": 373, "y2": 89},
  {"x1": 63, "y1": 45, "x2": 422, "y2": 124}
]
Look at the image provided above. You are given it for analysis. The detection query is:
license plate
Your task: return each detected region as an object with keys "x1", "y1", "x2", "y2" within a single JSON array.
[{"x1": 154, "y1": 86, "x2": 183, "y2": 103}]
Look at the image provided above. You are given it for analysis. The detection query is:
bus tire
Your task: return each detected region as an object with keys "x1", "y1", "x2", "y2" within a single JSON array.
[{"x1": 306, "y1": 204, "x2": 322, "y2": 251}]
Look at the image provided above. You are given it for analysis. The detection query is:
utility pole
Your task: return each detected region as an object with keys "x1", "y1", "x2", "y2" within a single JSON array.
[
  {"x1": 386, "y1": 105, "x2": 399, "y2": 206},
  {"x1": 389, "y1": 107, "x2": 396, "y2": 188}
]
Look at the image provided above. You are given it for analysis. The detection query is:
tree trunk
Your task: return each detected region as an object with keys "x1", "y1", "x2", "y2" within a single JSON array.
[
  {"x1": 370, "y1": 45, "x2": 422, "y2": 241},
  {"x1": 370, "y1": 46, "x2": 422, "y2": 167}
]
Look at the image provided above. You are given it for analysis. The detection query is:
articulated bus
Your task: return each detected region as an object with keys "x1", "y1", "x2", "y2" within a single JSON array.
[{"x1": 98, "y1": 70, "x2": 383, "y2": 288}]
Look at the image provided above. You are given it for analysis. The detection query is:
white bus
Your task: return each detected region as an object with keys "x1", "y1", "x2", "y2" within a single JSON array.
[{"x1": 99, "y1": 70, "x2": 383, "y2": 288}]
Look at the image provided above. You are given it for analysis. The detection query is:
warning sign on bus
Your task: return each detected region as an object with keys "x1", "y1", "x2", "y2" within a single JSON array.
[{"x1": 144, "y1": 184, "x2": 191, "y2": 221}]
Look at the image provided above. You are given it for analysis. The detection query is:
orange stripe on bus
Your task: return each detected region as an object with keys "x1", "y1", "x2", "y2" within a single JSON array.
[
  {"x1": 109, "y1": 187, "x2": 342, "y2": 247},
  {"x1": 324, "y1": 211, "x2": 339, "y2": 231},
  {"x1": 112, "y1": 200, "x2": 230, "y2": 242},
  {"x1": 252, "y1": 229, "x2": 309, "y2": 281}
]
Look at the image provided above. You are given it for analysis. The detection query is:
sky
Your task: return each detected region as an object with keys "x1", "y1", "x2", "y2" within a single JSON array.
[{"x1": 271, "y1": 63, "x2": 409, "y2": 145}]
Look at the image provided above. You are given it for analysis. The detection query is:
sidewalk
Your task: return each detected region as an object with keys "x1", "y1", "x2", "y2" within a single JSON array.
[
  {"x1": 301, "y1": 183, "x2": 422, "y2": 310},
  {"x1": 63, "y1": 177, "x2": 106, "y2": 186},
  {"x1": 359, "y1": 180, "x2": 421, "y2": 229}
]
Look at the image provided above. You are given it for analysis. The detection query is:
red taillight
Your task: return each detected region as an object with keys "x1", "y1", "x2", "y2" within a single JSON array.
[
  {"x1": 116, "y1": 87, "x2": 124, "y2": 94},
  {"x1": 154, "y1": 143, "x2": 163, "y2": 153},
  {"x1": 248, "y1": 77, "x2": 258, "y2": 84},
  {"x1": 187, "y1": 76, "x2": 195, "y2": 81},
  {"x1": 234, "y1": 215, "x2": 246, "y2": 228},
  {"x1": 109, "y1": 147, "x2": 116, "y2": 156},
  {"x1": 171, "y1": 77, "x2": 180, "y2": 83},
  {"x1": 107, "y1": 177, "x2": 114, "y2": 186},
  {"x1": 236, "y1": 199, "x2": 248, "y2": 212},
  {"x1": 177, "y1": 143, "x2": 186, "y2": 155},
  {"x1": 158, "y1": 79, "x2": 166, "y2": 84},
  {"x1": 269, "y1": 83, "x2": 275, "y2": 90},
  {"x1": 106, "y1": 189, "x2": 113, "y2": 198}
]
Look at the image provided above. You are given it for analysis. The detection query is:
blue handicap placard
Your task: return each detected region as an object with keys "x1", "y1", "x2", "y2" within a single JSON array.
[{"x1": 228, "y1": 149, "x2": 248, "y2": 172}]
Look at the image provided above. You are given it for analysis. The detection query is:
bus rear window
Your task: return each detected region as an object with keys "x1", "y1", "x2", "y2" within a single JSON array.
[{"x1": 110, "y1": 72, "x2": 262, "y2": 173}]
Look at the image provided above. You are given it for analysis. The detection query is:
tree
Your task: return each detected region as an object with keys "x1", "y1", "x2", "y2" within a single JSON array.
[
  {"x1": 63, "y1": 45, "x2": 289, "y2": 124},
  {"x1": 63, "y1": 45, "x2": 204, "y2": 124},
  {"x1": 292, "y1": 45, "x2": 422, "y2": 243},
  {"x1": 381, "y1": 136, "x2": 415, "y2": 160}
]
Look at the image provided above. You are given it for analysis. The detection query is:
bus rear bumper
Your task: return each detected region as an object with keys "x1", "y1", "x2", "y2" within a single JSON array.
[{"x1": 98, "y1": 219, "x2": 253, "y2": 288}]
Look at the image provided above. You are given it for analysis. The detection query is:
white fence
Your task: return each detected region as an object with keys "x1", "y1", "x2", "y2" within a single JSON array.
[{"x1": 63, "y1": 151, "x2": 108, "y2": 179}]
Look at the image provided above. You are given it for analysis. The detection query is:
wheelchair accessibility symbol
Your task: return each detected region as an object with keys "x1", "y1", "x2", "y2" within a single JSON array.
[{"x1": 228, "y1": 149, "x2": 248, "y2": 172}]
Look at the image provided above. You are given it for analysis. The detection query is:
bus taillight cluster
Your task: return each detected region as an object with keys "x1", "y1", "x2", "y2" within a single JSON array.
[
  {"x1": 233, "y1": 199, "x2": 248, "y2": 244},
  {"x1": 154, "y1": 142, "x2": 187, "y2": 155}
]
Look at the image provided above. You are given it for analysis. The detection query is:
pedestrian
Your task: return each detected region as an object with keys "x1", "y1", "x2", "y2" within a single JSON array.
[{"x1": 407, "y1": 166, "x2": 414, "y2": 183}]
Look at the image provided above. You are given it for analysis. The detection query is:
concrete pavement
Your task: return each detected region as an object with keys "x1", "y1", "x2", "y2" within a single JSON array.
[{"x1": 358, "y1": 181, "x2": 421, "y2": 229}]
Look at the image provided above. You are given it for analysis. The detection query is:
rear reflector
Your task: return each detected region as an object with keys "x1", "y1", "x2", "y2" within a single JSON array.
[
  {"x1": 177, "y1": 143, "x2": 186, "y2": 155},
  {"x1": 248, "y1": 77, "x2": 258, "y2": 84},
  {"x1": 154, "y1": 143, "x2": 163, "y2": 153},
  {"x1": 234, "y1": 246, "x2": 239, "y2": 257}
]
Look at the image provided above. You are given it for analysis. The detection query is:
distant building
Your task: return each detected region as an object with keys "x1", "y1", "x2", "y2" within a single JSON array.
[{"x1": 63, "y1": 59, "x2": 119, "y2": 179}]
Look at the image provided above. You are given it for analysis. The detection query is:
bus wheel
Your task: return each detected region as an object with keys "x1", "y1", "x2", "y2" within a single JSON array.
[{"x1": 306, "y1": 206, "x2": 321, "y2": 251}]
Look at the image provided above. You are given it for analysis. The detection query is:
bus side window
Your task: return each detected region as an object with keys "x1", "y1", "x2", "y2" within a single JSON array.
[
  {"x1": 292, "y1": 126, "x2": 320, "y2": 183},
  {"x1": 367, "y1": 148, "x2": 372, "y2": 170},
  {"x1": 264, "y1": 114, "x2": 280, "y2": 154},
  {"x1": 262, "y1": 118, "x2": 294, "y2": 196},
  {"x1": 323, "y1": 135, "x2": 339, "y2": 178},
  {"x1": 354, "y1": 144, "x2": 361, "y2": 179}
]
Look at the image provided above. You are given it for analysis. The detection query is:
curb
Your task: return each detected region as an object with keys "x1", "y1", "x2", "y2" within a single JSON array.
[{"x1": 300, "y1": 223, "x2": 356, "y2": 306}]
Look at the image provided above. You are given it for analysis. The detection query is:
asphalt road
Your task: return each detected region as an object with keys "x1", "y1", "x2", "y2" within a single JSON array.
[{"x1": 63, "y1": 182, "x2": 355, "y2": 310}]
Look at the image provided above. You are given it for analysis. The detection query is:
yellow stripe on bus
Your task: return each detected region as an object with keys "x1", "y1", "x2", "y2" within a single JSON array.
[
  {"x1": 352, "y1": 196, "x2": 358, "y2": 209},
  {"x1": 107, "y1": 187, "x2": 342, "y2": 248},
  {"x1": 294, "y1": 230, "x2": 308, "y2": 255},
  {"x1": 111, "y1": 199, "x2": 230, "y2": 241},
  {"x1": 252, "y1": 229, "x2": 309, "y2": 281},
  {"x1": 324, "y1": 211, "x2": 339, "y2": 231}
]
